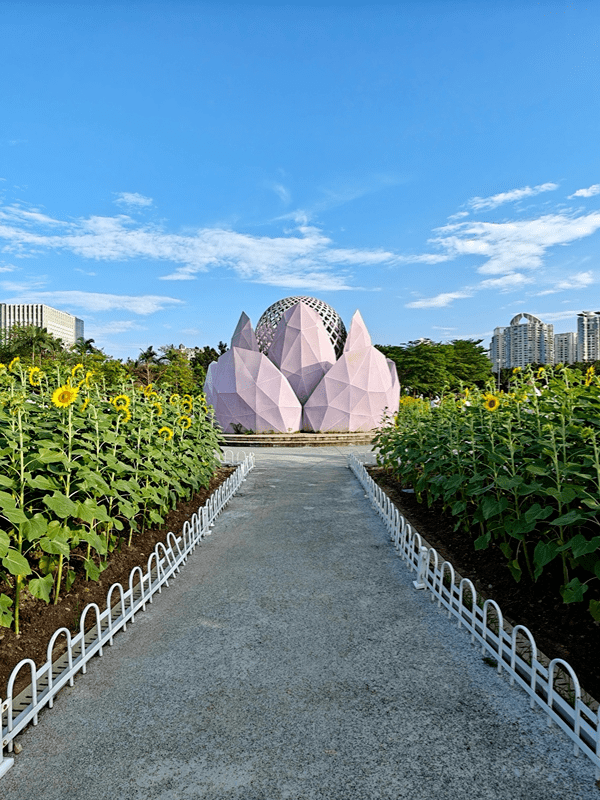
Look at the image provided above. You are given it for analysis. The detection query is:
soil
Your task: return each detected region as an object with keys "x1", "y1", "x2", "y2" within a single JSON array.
[
  {"x1": 367, "y1": 466, "x2": 600, "y2": 704},
  {"x1": 0, "y1": 467, "x2": 235, "y2": 699}
]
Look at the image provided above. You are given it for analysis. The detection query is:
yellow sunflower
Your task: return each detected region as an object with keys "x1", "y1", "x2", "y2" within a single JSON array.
[
  {"x1": 112, "y1": 394, "x2": 130, "y2": 410},
  {"x1": 146, "y1": 391, "x2": 159, "y2": 400},
  {"x1": 0, "y1": 363, "x2": 6, "y2": 374},
  {"x1": 51, "y1": 384, "x2": 79, "y2": 408},
  {"x1": 152, "y1": 401, "x2": 163, "y2": 415},
  {"x1": 585, "y1": 366, "x2": 595, "y2": 387},
  {"x1": 181, "y1": 399, "x2": 193, "y2": 413},
  {"x1": 84, "y1": 371, "x2": 94, "y2": 388},
  {"x1": 8, "y1": 356, "x2": 20, "y2": 373},
  {"x1": 158, "y1": 426, "x2": 173, "y2": 441},
  {"x1": 28, "y1": 366, "x2": 42, "y2": 386},
  {"x1": 169, "y1": 393, "x2": 180, "y2": 406},
  {"x1": 143, "y1": 383, "x2": 154, "y2": 396},
  {"x1": 483, "y1": 393, "x2": 500, "y2": 412},
  {"x1": 178, "y1": 415, "x2": 192, "y2": 429},
  {"x1": 117, "y1": 407, "x2": 132, "y2": 424},
  {"x1": 182, "y1": 394, "x2": 193, "y2": 403},
  {"x1": 80, "y1": 397, "x2": 90, "y2": 413},
  {"x1": 71, "y1": 363, "x2": 84, "y2": 378}
]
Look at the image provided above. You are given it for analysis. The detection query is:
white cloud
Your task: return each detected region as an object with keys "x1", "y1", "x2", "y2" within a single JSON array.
[
  {"x1": 468, "y1": 182, "x2": 559, "y2": 212},
  {"x1": 114, "y1": 192, "x2": 153, "y2": 208},
  {"x1": 531, "y1": 310, "x2": 580, "y2": 323},
  {"x1": 2, "y1": 290, "x2": 182, "y2": 315},
  {"x1": 431, "y1": 211, "x2": 600, "y2": 275},
  {"x1": 447, "y1": 211, "x2": 469, "y2": 221},
  {"x1": 406, "y1": 290, "x2": 474, "y2": 309},
  {"x1": 536, "y1": 270, "x2": 594, "y2": 295},
  {"x1": 86, "y1": 320, "x2": 145, "y2": 336},
  {"x1": 271, "y1": 183, "x2": 291, "y2": 204},
  {"x1": 0, "y1": 204, "x2": 404, "y2": 291},
  {"x1": 569, "y1": 185, "x2": 600, "y2": 199},
  {"x1": 478, "y1": 273, "x2": 533, "y2": 291}
]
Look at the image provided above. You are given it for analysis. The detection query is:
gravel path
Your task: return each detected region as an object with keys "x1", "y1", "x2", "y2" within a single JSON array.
[{"x1": 2, "y1": 446, "x2": 598, "y2": 799}]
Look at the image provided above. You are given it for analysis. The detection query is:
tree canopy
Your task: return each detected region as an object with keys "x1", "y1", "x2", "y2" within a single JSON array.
[{"x1": 376, "y1": 338, "x2": 493, "y2": 397}]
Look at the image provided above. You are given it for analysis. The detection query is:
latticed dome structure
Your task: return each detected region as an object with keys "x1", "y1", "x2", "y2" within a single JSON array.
[{"x1": 255, "y1": 296, "x2": 347, "y2": 358}]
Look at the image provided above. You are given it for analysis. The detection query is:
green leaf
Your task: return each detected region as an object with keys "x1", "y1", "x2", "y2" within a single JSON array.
[
  {"x1": 2, "y1": 548, "x2": 32, "y2": 576},
  {"x1": 28, "y1": 574, "x2": 54, "y2": 603},
  {"x1": 43, "y1": 493, "x2": 78, "y2": 519},
  {"x1": 22, "y1": 513, "x2": 48, "y2": 541},
  {"x1": 39, "y1": 535, "x2": 70, "y2": 557},
  {"x1": 499, "y1": 542, "x2": 512, "y2": 560},
  {"x1": 525, "y1": 464, "x2": 547, "y2": 476},
  {"x1": 0, "y1": 474, "x2": 15, "y2": 489},
  {"x1": 2, "y1": 506, "x2": 28, "y2": 525},
  {"x1": 83, "y1": 558, "x2": 100, "y2": 582},
  {"x1": 589, "y1": 599, "x2": 600, "y2": 622},
  {"x1": 524, "y1": 503, "x2": 553, "y2": 523},
  {"x1": 451, "y1": 500, "x2": 466, "y2": 516},
  {"x1": 533, "y1": 540, "x2": 559, "y2": 581},
  {"x1": 65, "y1": 569, "x2": 76, "y2": 592},
  {"x1": 0, "y1": 530, "x2": 9, "y2": 558},
  {"x1": 26, "y1": 474, "x2": 58, "y2": 491},
  {"x1": 551, "y1": 509, "x2": 587, "y2": 527},
  {"x1": 474, "y1": 532, "x2": 491, "y2": 550},
  {"x1": 560, "y1": 577, "x2": 588, "y2": 604},
  {"x1": 0, "y1": 593, "x2": 14, "y2": 627},
  {"x1": 508, "y1": 559, "x2": 522, "y2": 583},
  {"x1": 39, "y1": 554, "x2": 58, "y2": 574},
  {"x1": 79, "y1": 531, "x2": 107, "y2": 555}
]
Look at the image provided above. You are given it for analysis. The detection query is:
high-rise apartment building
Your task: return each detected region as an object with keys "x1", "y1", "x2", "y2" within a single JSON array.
[
  {"x1": 577, "y1": 312, "x2": 600, "y2": 362},
  {"x1": 490, "y1": 313, "x2": 554, "y2": 372},
  {"x1": 0, "y1": 304, "x2": 84, "y2": 346},
  {"x1": 554, "y1": 332, "x2": 577, "y2": 365}
]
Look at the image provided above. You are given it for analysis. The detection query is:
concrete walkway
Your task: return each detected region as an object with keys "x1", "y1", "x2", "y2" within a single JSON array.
[{"x1": 2, "y1": 446, "x2": 598, "y2": 799}]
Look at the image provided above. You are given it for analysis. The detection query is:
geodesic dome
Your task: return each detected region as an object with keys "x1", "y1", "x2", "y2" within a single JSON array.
[{"x1": 255, "y1": 296, "x2": 347, "y2": 358}]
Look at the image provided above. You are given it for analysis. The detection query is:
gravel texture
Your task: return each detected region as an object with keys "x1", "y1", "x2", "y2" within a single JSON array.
[{"x1": 1, "y1": 445, "x2": 599, "y2": 799}]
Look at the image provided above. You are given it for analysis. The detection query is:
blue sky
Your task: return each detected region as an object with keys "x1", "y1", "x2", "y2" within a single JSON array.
[{"x1": 1, "y1": 0, "x2": 599, "y2": 359}]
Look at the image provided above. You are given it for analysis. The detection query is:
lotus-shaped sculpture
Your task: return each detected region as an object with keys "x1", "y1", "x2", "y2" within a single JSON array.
[{"x1": 204, "y1": 299, "x2": 400, "y2": 433}]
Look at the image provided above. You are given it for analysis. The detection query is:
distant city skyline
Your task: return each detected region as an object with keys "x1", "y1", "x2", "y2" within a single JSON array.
[{"x1": 1, "y1": 2, "x2": 598, "y2": 359}]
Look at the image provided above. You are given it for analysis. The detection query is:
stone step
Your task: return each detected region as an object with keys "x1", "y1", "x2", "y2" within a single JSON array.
[{"x1": 221, "y1": 431, "x2": 376, "y2": 447}]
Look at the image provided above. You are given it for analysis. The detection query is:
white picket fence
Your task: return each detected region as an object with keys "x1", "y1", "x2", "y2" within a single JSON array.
[
  {"x1": 348, "y1": 453, "x2": 600, "y2": 779},
  {"x1": 0, "y1": 453, "x2": 255, "y2": 779}
]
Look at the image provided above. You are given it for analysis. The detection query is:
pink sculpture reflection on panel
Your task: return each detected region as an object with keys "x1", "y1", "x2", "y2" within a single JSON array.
[
  {"x1": 267, "y1": 302, "x2": 336, "y2": 405},
  {"x1": 204, "y1": 346, "x2": 302, "y2": 433}
]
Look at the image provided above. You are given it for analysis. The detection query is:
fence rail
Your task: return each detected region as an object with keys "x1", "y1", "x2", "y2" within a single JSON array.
[
  {"x1": 0, "y1": 453, "x2": 255, "y2": 779},
  {"x1": 347, "y1": 454, "x2": 600, "y2": 780}
]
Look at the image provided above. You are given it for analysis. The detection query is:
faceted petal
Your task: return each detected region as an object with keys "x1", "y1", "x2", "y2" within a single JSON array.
[
  {"x1": 204, "y1": 347, "x2": 302, "y2": 433},
  {"x1": 343, "y1": 310, "x2": 372, "y2": 353},
  {"x1": 231, "y1": 312, "x2": 259, "y2": 351},
  {"x1": 267, "y1": 302, "x2": 336, "y2": 404}
]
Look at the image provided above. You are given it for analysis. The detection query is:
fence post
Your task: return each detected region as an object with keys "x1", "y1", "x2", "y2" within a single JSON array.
[{"x1": 413, "y1": 546, "x2": 428, "y2": 590}]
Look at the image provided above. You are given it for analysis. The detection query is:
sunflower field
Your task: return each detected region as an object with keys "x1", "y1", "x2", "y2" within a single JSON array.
[
  {"x1": 0, "y1": 358, "x2": 222, "y2": 633},
  {"x1": 373, "y1": 365, "x2": 600, "y2": 620}
]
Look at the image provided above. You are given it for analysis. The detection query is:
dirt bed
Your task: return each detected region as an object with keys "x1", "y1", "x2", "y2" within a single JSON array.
[
  {"x1": 0, "y1": 466, "x2": 235, "y2": 698},
  {"x1": 367, "y1": 466, "x2": 600, "y2": 705}
]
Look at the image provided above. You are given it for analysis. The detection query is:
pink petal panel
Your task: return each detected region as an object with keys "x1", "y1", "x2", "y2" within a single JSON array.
[
  {"x1": 204, "y1": 347, "x2": 301, "y2": 433},
  {"x1": 303, "y1": 345, "x2": 398, "y2": 432},
  {"x1": 231, "y1": 312, "x2": 259, "y2": 351},
  {"x1": 267, "y1": 302, "x2": 336, "y2": 404},
  {"x1": 343, "y1": 310, "x2": 372, "y2": 353}
]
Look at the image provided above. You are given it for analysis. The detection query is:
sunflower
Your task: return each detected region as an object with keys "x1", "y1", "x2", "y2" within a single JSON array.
[
  {"x1": 84, "y1": 371, "x2": 94, "y2": 388},
  {"x1": 181, "y1": 399, "x2": 193, "y2": 413},
  {"x1": 483, "y1": 393, "x2": 500, "y2": 412},
  {"x1": 8, "y1": 356, "x2": 20, "y2": 373},
  {"x1": 71, "y1": 363, "x2": 84, "y2": 378},
  {"x1": 512, "y1": 366, "x2": 522, "y2": 375},
  {"x1": 52, "y1": 384, "x2": 79, "y2": 408},
  {"x1": 152, "y1": 401, "x2": 163, "y2": 415},
  {"x1": 585, "y1": 366, "x2": 595, "y2": 387},
  {"x1": 112, "y1": 394, "x2": 130, "y2": 410},
  {"x1": 158, "y1": 426, "x2": 173, "y2": 441},
  {"x1": 536, "y1": 367, "x2": 546, "y2": 379},
  {"x1": 143, "y1": 383, "x2": 154, "y2": 396},
  {"x1": 0, "y1": 363, "x2": 6, "y2": 374},
  {"x1": 178, "y1": 415, "x2": 192, "y2": 429},
  {"x1": 182, "y1": 394, "x2": 193, "y2": 403},
  {"x1": 80, "y1": 397, "x2": 90, "y2": 413},
  {"x1": 28, "y1": 366, "x2": 42, "y2": 386},
  {"x1": 117, "y1": 407, "x2": 132, "y2": 424},
  {"x1": 169, "y1": 393, "x2": 180, "y2": 406},
  {"x1": 146, "y1": 391, "x2": 159, "y2": 400}
]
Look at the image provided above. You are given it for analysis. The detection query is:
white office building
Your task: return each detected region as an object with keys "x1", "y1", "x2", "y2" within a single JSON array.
[
  {"x1": 0, "y1": 304, "x2": 84, "y2": 347},
  {"x1": 490, "y1": 313, "x2": 554, "y2": 372},
  {"x1": 554, "y1": 332, "x2": 577, "y2": 365},
  {"x1": 577, "y1": 312, "x2": 600, "y2": 362}
]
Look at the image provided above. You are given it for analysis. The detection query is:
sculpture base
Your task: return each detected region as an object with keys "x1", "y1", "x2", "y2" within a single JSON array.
[{"x1": 222, "y1": 431, "x2": 376, "y2": 448}]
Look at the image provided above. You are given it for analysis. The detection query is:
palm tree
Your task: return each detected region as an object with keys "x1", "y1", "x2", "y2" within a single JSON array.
[{"x1": 137, "y1": 346, "x2": 159, "y2": 385}]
